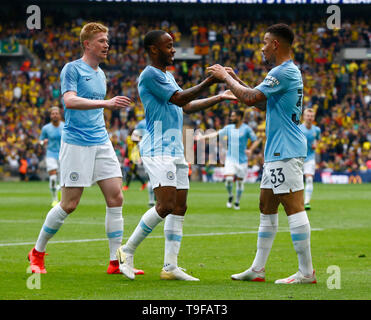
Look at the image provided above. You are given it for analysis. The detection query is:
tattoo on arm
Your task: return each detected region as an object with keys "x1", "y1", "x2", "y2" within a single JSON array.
[
  {"x1": 242, "y1": 90, "x2": 259, "y2": 105},
  {"x1": 224, "y1": 75, "x2": 266, "y2": 108},
  {"x1": 228, "y1": 81, "x2": 258, "y2": 105},
  {"x1": 237, "y1": 79, "x2": 250, "y2": 88}
]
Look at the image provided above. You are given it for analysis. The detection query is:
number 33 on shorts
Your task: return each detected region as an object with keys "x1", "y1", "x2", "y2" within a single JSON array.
[
  {"x1": 260, "y1": 158, "x2": 304, "y2": 194},
  {"x1": 270, "y1": 168, "x2": 285, "y2": 188}
]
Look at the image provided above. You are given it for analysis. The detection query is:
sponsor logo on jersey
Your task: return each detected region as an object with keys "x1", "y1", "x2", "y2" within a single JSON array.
[{"x1": 265, "y1": 75, "x2": 280, "y2": 87}]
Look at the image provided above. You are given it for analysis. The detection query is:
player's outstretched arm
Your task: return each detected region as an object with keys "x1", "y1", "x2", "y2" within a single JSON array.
[
  {"x1": 224, "y1": 67, "x2": 249, "y2": 88},
  {"x1": 182, "y1": 90, "x2": 236, "y2": 115},
  {"x1": 63, "y1": 91, "x2": 131, "y2": 110},
  {"x1": 224, "y1": 67, "x2": 267, "y2": 111},
  {"x1": 245, "y1": 138, "x2": 262, "y2": 157},
  {"x1": 207, "y1": 64, "x2": 267, "y2": 108},
  {"x1": 194, "y1": 130, "x2": 219, "y2": 141},
  {"x1": 170, "y1": 76, "x2": 218, "y2": 107},
  {"x1": 39, "y1": 139, "x2": 48, "y2": 147}
]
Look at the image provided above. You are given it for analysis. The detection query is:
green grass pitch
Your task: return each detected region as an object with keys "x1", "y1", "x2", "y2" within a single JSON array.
[{"x1": 0, "y1": 181, "x2": 370, "y2": 300}]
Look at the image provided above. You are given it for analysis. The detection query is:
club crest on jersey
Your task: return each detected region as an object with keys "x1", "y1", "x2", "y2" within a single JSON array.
[
  {"x1": 70, "y1": 172, "x2": 79, "y2": 181},
  {"x1": 166, "y1": 171, "x2": 175, "y2": 180},
  {"x1": 265, "y1": 75, "x2": 280, "y2": 87}
]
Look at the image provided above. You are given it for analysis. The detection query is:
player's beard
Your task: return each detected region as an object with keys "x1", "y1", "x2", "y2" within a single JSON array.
[
  {"x1": 261, "y1": 52, "x2": 266, "y2": 63},
  {"x1": 262, "y1": 52, "x2": 275, "y2": 69},
  {"x1": 159, "y1": 50, "x2": 173, "y2": 67}
]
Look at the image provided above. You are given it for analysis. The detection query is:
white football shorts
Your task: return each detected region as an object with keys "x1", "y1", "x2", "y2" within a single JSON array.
[
  {"x1": 46, "y1": 157, "x2": 59, "y2": 172},
  {"x1": 224, "y1": 158, "x2": 247, "y2": 179},
  {"x1": 303, "y1": 159, "x2": 316, "y2": 176},
  {"x1": 260, "y1": 157, "x2": 304, "y2": 194},
  {"x1": 59, "y1": 140, "x2": 122, "y2": 187},
  {"x1": 142, "y1": 156, "x2": 189, "y2": 190}
]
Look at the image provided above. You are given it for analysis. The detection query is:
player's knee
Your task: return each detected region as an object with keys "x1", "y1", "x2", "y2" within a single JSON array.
[
  {"x1": 117, "y1": 192, "x2": 124, "y2": 205},
  {"x1": 156, "y1": 202, "x2": 176, "y2": 216},
  {"x1": 60, "y1": 200, "x2": 79, "y2": 214},
  {"x1": 282, "y1": 202, "x2": 304, "y2": 215},
  {"x1": 259, "y1": 199, "x2": 277, "y2": 214},
  {"x1": 104, "y1": 184, "x2": 124, "y2": 207},
  {"x1": 174, "y1": 204, "x2": 187, "y2": 215},
  {"x1": 108, "y1": 191, "x2": 123, "y2": 207},
  {"x1": 225, "y1": 175, "x2": 234, "y2": 183},
  {"x1": 236, "y1": 179, "x2": 244, "y2": 190}
]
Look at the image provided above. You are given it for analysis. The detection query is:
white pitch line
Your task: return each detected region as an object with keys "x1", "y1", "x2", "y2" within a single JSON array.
[
  {"x1": 0, "y1": 219, "x2": 104, "y2": 225},
  {"x1": 0, "y1": 228, "x2": 323, "y2": 247}
]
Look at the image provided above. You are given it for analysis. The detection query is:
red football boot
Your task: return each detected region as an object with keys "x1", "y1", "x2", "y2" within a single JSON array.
[
  {"x1": 107, "y1": 260, "x2": 144, "y2": 275},
  {"x1": 28, "y1": 248, "x2": 47, "y2": 274}
]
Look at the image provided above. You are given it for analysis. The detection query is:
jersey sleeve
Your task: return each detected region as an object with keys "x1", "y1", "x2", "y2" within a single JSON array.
[
  {"x1": 40, "y1": 126, "x2": 46, "y2": 141},
  {"x1": 247, "y1": 126, "x2": 257, "y2": 142},
  {"x1": 254, "y1": 67, "x2": 289, "y2": 100},
  {"x1": 60, "y1": 63, "x2": 79, "y2": 95},
  {"x1": 316, "y1": 126, "x2": 321, "y2": 140},
  {"x1": 142, "y1": 69, "x2": 179, "y2": 102}
]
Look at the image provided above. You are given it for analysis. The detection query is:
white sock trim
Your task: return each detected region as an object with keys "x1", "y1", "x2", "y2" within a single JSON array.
[
  {"x1": 106, "y1": 206, "x2": 122, "y2": 214},
  {"x1": 260, "y1": 213, "x2": 278, "y2": 227},
  {"x1": 124, "y1": 207, "x2": 163, "y2": 254},
  {"x1": 287, "y1": 211, "x2": 309, "y2": 228},
  {"x1": 48, "y1": 203, "x2": 68, "y2": 222},
  {"x1": 164, "y1": 214, "x2": 184, "y2": 269},
  {"x1": 105, "y1": 206, "x2": 123, "y2": 236},
  {"x1": 35, "y1": 204, "x2": 68, "y2": 252},
  {"x1": 164, "y1": 214, "x2": 184, "y2": 230},
  {"x1": 142, "y1": 206, "x2": 164, "y2": 228},
  {"x1": 225, "y1": 176, "x2": 234, "y2": 182},
  {"x1": 306, "y1": 176, "x2": 313, "y2": 184}
]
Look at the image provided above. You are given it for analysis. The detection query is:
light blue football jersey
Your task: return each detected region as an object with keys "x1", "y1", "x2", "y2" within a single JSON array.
[
  {"x1": 138, "y1": 66, "x2": 183, "y2": 157},
  {"x1": 60, "y1": 58, "x2": 109, "y2": 146},
  {"x1": 299, "y1": 123, "x2": 321, "y2": 162},
  {"x1": 40, "y1": 122, "x2": 64, "y2": 159},
  {"x1": 255, "y1": 60, "x2": 307, "y2": 162},
  {"x1": 219, "y1": 123, "x2": 257, "y2": 164}
]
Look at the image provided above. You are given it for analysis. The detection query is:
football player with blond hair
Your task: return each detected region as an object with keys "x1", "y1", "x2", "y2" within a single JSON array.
[{"x1": 28, "y1": 22, "x2": 144, "y2": 276}]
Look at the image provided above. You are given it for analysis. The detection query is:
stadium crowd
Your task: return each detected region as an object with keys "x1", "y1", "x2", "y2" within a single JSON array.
[{"x1": 0, "y1": 16, "x2": 370, "y2": 181}]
